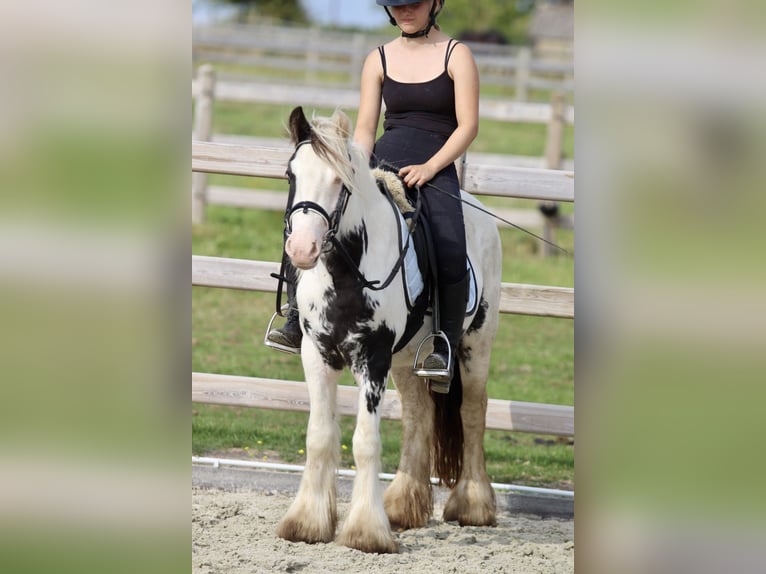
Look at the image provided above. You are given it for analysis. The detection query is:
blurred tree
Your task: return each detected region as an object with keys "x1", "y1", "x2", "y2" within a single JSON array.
[
  {"x1": 214, "y1": 0, "x2": 309, "y2": 24},
  {"x1": 438, "y1": 0, "x2": 534, "y2": 44}
]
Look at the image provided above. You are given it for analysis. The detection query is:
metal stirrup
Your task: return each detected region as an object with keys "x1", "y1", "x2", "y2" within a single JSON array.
[
  {"x1": 263, "y1": 304, "x2": 301, "y2": 355},
  {"x1": 412, "y1": 330, "x2": 452, "y2": 379}
]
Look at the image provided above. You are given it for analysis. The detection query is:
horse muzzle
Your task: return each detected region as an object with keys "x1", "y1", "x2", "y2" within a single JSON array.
[{"x1": 285, "y1": 227, "x2": 324, "y2": 270}]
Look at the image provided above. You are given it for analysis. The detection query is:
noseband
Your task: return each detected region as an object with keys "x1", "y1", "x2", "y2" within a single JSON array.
[{"x1": 285, "y1": 187, "x2": 352, "y2": 252}]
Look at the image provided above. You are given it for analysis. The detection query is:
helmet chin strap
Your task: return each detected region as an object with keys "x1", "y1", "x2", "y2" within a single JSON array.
[
  {"x1": 400, "y1": 15, "x2": 435, "y2": 38},
  {"x1": 384, "y1": 2, "x2": 439, "y2": 39}
]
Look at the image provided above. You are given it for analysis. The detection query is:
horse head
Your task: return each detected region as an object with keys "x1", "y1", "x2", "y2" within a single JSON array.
[{"x1": 284, "y1": 106, "x2": 356, "y2": 270}]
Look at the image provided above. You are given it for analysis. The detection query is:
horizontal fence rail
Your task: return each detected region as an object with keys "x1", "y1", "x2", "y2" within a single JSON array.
[
  {"x1": 190, "y1": 62, "x2": 574, "y2": 250},
  {"x1": 191, "y1": 80, "x2": 575, "y2": 125},
  {"x1": 205, "y1": 186, "x2": 573, "y2": 233},
  {"x1": 192, "y1": 23, "x2": 573, "y2": 96},
  {"x1": 193, "y1": 372, "x2": 574, "y2": 437},
  {"x1": 192, "y1": 140, "x2": 574, "y2": 203},
  {"x1": 195, "y1": 133, "x2": 574, "y2": 232},
  {"x1": 191, "y1": 105, "x2": 574, "y2": 437},
  {"x1": 192, "y1": 256, "x2": 574, "y2": 319},
  {"x1": 204, "y1": 134, "x2": 575, "y2": 171}
]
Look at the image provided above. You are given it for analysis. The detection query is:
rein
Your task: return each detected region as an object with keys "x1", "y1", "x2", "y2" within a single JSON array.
[
  {"x1": 311, "y1": 178, "x2": 422, "y2": 292},
  {"x1": 271, "y1": 141, "x2": 422, "y2": 315},
  {"x1": 421, "y1": 181, "x2": 573, "y2": 257}
]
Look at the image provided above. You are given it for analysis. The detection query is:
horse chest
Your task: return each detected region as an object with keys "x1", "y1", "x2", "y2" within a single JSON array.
[
  {"x1": 300, "y1": 271, "x2": 397, "y2": 371},
  {"x1": 307, "y1": 281, "x2": 379, "y2": 340}
]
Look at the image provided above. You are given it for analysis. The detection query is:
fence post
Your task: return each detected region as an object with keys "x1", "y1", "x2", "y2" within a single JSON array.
[
  {"x1": 192, "y1": 64, "x2": 215, "y2": 224},
  {"x1": 306, "y1": 27, "x2": 320, "y2": 84},
  {"x1": 545, "y1": 92, "x2": 565, "y2": 170},
  {"x1": 539, "y1": 91, "x2": 565, "y2": 256},
  {"x1": 456, "y1": 152, "x2": 467, "y2": 188},
  {"x1": 515, "y1": 46, "x2": 531, "y2": 102},
  {"x1": 349, "y1": 33, "x2": 365, "y2": 88}
]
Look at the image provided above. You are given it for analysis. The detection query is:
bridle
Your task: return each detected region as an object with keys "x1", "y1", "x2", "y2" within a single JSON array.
[
  {"x1": 274, "y1": 136, "x2": 568, "y2": 321},
  {"x1": 272, "y1": 141, "x2": 418, "y2": 316},
  {"x1": 284, "y1": 141, "x2": 352, "y2": 254}
]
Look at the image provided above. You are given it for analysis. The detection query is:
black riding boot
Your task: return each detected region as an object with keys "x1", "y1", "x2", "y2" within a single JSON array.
[
  {"x1": 421, "y1": 272, "x2": 469, "y2": 393},
  {"x1": 265, "y1": 267, "x2": 302, "y2": 354}
]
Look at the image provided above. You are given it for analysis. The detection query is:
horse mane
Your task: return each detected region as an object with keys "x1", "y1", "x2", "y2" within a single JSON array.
[{"x1": 302, "y1": 110, "x2": 369, "y2": 193}]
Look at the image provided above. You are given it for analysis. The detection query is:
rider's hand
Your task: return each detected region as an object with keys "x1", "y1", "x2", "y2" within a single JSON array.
[{"x1": 399, "y1": 163, "x2": 437, "y2": 189}]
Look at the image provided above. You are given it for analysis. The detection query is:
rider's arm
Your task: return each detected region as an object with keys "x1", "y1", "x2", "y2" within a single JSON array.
[
  {"x1": 398, "y1": 43, "x2": 479, "y2": 188},
  {"x1": 353, "y1": 49, "x2": 384, "y2": 159}
]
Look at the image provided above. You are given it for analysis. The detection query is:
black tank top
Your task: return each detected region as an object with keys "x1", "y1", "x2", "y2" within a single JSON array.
[{"x1": 379, "y1": 39, "x2": 461, "y2": 138}]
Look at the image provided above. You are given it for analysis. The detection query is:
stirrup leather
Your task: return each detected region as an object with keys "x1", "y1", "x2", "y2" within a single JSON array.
[
  {"x1": 412, "y1": 331, "x2": 452, "y2": 380},
  {"x1": 263, "y1": 305, "x2": 301, "y2": 355}
]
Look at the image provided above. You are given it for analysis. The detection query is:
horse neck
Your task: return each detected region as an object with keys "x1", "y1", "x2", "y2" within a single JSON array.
[
  {"x1": 317, "y1": 142, "x2": 407, "y2": 275},
  {"x1": 340, "y1": 171, "x2": 403, "y2": 249}
]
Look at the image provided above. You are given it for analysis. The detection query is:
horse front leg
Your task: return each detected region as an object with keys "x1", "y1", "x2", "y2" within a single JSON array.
[
  {"x1": 335, "y1": 366, "x2": 399, "y2": 554},
  {"x1": 383, "y1": 366, "x2": 434, "y2": 530},
  {"x1": 276, "y1": 342, "x2": 341, "y2": 544}
]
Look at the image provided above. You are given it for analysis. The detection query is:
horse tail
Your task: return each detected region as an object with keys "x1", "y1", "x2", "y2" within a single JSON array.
[{"x1": 430, "y1": 357, "x2": 464, "y2": 487}]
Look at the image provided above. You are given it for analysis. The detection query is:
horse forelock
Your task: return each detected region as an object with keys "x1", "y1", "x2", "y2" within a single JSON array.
[{"x1": 303, "y1": 114, "x2": 367, "y2": 193}]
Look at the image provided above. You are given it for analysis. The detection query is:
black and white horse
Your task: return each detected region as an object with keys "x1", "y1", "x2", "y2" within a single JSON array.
[{"x1": 275, "y1": 107, "x2": 501, "y2": 553}]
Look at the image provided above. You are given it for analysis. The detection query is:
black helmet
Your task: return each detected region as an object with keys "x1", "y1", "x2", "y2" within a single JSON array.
[
  {"x1": 377, "y1": 0, "x2": 444, "y2": 38},
  {"x1": 376, "y1": 1, "x2": 431, "y2": 5}
]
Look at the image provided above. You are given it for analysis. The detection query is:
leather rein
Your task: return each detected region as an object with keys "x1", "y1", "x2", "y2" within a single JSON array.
[{"x1": 271, "y1": 141, "x2": 421, "y2": 316}]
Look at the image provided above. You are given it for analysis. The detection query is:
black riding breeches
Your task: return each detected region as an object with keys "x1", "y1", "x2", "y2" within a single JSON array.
[{"x1": 373, "y1": 126, "x2": 467, "y2": 284}]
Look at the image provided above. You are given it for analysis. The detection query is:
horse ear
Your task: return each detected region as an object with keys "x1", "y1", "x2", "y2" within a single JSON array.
[
  {"x1": 331, "y1": 109, "x2": 351, "y2": 139},
  {"x1": 289, "y1": 106, "x2": 312, "y2": 143}
]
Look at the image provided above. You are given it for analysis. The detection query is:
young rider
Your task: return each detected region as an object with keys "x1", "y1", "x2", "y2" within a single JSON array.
[{"x1": 267, "y1": 0, "x2": 479, "y2": 391}]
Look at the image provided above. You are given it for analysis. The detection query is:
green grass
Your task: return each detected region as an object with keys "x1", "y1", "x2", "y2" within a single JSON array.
[
  {"x1": 192, "y1": 92, "x2": 574, "y2": 490},
  {"x1": 209, "y1": 100, "x2": 574, "y2": 160},
  {"x1": 192, "y1": 204, "x2": 573, "y2": 488},
  {"x1": 195, "y1": 47, "x2": 571, "y2": 105}
]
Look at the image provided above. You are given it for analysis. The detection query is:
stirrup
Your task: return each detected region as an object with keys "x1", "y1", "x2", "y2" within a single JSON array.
[
  {"x1": 413, "y1": 331, "x2": 452, "y2": 381},
  {"x1": 263, "y1": 305, "x2": 301, "y2": 355}
]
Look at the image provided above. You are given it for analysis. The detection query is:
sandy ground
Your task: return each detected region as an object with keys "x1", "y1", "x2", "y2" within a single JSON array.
[{"x1": 192, "y1": 475, "x2": 574, "y2": 574}]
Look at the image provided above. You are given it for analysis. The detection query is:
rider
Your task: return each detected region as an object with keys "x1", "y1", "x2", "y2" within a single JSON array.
[{"x1": 267, "y1": 0, "x2": 479, "y2": 391}]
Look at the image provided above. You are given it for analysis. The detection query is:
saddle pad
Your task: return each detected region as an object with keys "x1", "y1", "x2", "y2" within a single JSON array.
[
  {"x1": 401, "y1": 223, "x2": 424, "y2": 305},
  {"x1": 375, "y1": 166, "x2": 476, "y2": 316},
  {"x1": 399, "y1": 221, "x2": 478, "y2": 316}
]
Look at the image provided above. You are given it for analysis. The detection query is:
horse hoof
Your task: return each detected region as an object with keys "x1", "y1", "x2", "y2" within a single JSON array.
[
  {"x1": 336, "y1": 529, "x2": 399, "y2": 554},
  {"x1": 276, "y1": 517, "x2": 335, "y2": 544},
  {"x1": 443, "y1": 498, "x2": 496, "y2": 527},
  {"x1": 384, "y1": 471, "x2": 434, "y2": 531}
]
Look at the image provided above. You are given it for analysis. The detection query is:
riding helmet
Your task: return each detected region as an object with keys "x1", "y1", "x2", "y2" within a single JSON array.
[
  {"x1": 376, "y1": 0, "x2": 444, "y2": 38},
  {"x1": 376, "y1": 0, "x2": 438, "y2": 5}
]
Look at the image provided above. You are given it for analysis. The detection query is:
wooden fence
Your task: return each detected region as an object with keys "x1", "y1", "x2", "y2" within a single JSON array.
[
  {"x1": 192, "y1": 23, "x2": 574, "y2": 99},
  {"x1": 191, "y1": 139, "x2": 574, "y2": 437},
  {"x1": 191, "y1": 64, "x2": 574, "y2": 252}
]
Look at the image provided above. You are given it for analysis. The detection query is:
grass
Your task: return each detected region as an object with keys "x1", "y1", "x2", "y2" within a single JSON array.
[
  {"x1": 210, "y1": 100, "x2": 574, "y2": 160},
  {"x1": 195, "y1": 40, "x2": 571, "y2": 105},
  {"x1": 191, "y1": 94, "x2": 574, "y2": 490},
  {"x1": 192, "y1": 208, "x2": 573, "y2": 488}
]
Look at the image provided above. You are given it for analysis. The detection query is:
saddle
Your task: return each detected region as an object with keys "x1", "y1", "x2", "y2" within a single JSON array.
[
  {"x1": 372, "y1": 165, "x2": 478, "y2": 353},
  {"x1": 372, "y1": 165, "x2": 431, "y2": 302}
]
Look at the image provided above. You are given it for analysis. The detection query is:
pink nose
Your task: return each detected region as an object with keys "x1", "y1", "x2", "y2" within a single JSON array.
[{"x1": 285, "y1": 234, "x2": 321, "y2": 269}]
